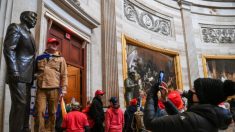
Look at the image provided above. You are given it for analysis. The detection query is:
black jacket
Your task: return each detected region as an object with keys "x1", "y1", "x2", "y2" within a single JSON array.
[
  {"x1": 144, "y1": 86, "x2": 232, "y2": 132},
  {"x1": 4, "y1": 23, "x2": 36, "y2": 83},
  {"x1": 124, "y1": 105, "x2": 137, "y2": 132},
  {"x1": 89, "y1": 96, "x2": 105, "y2": 132}
]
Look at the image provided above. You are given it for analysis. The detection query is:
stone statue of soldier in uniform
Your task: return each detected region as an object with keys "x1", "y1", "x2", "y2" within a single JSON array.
[
  {"x1": 3, "y1": 11, "x2": 37, "y2": 132},
  {"x1": 125, "y1": 70, "x2": 138, "y2": 105}
]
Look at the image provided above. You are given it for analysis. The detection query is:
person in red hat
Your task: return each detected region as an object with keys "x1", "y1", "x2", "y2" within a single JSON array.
[
  {"x1": 34, "y1": 37, "x2": 68, "y2": 132},
  {"x1": 157, "y1": 81, "x2": 185, "y2": 118},
  {"x1": 124, "y1": 98, "x2": 138, "y2": 132},
  {"x1": 88, "y1": 90, "x2": 105, "y2": 132},
  {"x1": 158, "y1": 81, "x2": 184, "y2": 111}
]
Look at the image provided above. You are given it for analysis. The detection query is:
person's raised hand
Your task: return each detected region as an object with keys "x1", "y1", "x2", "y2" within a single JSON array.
[{"x1": 160, "y1": 87, "x2": 168, "y2": 102}]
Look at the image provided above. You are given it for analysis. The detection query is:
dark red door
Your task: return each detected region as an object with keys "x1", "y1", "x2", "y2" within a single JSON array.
[{"x1": 48, "y1": 23, "x2": 87, "y2": 106}]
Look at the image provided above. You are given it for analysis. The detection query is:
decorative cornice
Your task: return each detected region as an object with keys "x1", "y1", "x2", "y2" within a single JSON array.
[
  {"x1": 67, "y1": 0, "x2": 80, "y2": 7},
  {"x1": 203, "y1": 0, "x2": 235, "y2": 2},
  {"x1": 53, "y1": 0, "x2": 100, "y2": 29},
  {"x1": 201, "y1": 24, "x2": 235, "y2": 44},
  {"x1": 178, "y1": 0, "x2": 235, "y2": 9},
  {"x1": 124, "y1": 0, "x2": 173, "y2": 37}
]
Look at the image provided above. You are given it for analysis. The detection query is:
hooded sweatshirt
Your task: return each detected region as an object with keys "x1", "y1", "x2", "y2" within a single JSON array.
[{"x1": 105, "y1": 106, "x2": 124, "y2": 132}]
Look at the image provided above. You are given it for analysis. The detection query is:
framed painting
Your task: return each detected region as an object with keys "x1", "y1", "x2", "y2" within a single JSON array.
[
  {"x1": 122, "y1": 35, "x2": 183, "y2": 107},
  {"x1": 202, "y1": 55, "x2": 235, "y2": 81}
]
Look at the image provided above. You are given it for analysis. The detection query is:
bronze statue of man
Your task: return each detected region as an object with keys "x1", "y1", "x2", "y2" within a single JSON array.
[{"x1": 3, "y1": 11, "x2": 37, "y2": 132}]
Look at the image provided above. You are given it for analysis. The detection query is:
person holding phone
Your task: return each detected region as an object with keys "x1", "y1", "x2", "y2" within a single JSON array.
[{"x1": 144, "y1": 78, "x2": 235, "y2": 132}]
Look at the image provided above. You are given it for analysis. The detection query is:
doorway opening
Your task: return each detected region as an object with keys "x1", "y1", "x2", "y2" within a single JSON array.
[{"x1": 48, "y1": 23, "x2": 87, "y2": 106}]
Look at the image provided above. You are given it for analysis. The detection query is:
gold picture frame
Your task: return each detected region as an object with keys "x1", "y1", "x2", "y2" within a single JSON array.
[
  {"x1": 202, "y1": 55, "x2": 235, "y2": 81},
  {"x1": 122, "y1": 34, "x2": 183, "y2": 106}
]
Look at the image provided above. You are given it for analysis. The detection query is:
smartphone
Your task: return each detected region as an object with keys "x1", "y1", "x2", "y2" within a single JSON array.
[{"x1": 158, "y1": 71, "x2": 164, "y2": 84}]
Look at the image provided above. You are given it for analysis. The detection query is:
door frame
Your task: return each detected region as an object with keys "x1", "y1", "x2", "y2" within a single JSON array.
[{"x1": 48, "y1": 22, "x2": 88, "y2": 107}]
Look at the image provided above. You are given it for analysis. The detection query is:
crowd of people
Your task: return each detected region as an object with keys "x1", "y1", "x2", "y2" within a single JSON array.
[
  {"x1": 144, "y1": 78, "x2": 235, "y2": 132},
  {"x1": 59, "y1": 89, "x2": 144, "y2": 132},
  {"x1": 32, "y1": 39, "x2": 235, "y2": 132},
  {"x1": 8, "y1": 35, "x2": 235, "y2": 132},
  {"x1": 58, "y1": 79, "x2": 235, "y2": 132},
  {"x1": 59, "y1": 90, "x2": 124, "y2": 132},
  {"x1": 4, "y1": 11, "x2": 235, "y2": 132}
]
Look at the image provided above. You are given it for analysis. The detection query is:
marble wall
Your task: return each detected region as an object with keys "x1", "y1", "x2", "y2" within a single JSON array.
[
  {"x1": 65, "y1": 0, "x2": 103, "y2": 101},
  {"x1": 116, "y1": 0, "x2": 235, "y2": 107}
]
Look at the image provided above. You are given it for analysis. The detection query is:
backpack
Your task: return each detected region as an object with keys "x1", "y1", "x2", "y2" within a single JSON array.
[{"x1": 132, "y1": 108, "x2": 146, "y2": 132}]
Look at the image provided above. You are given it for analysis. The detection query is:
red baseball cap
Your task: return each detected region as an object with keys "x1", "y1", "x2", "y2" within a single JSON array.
[
  {"x1": 129, "y1": 98, "x2": 138, "y2": 106},
  {"x1": 95, "y1": 90, "x2": 105, "y2": 96},
  {"x1": 47, "y1": 38, "x2": 59, "y2": 45}
]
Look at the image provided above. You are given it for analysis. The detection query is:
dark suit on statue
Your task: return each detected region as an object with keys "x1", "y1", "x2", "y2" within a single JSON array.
[{"x1": 4, "y1": 23, "x2": 36, "y2": 132}]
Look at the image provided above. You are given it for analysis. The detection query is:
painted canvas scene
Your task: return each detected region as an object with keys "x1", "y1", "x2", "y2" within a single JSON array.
[
  {"x1": 124, "y1": 44, "x2": 177, "y2": 107},
  {"x1": 206, "y1": 59, "x2": 235, "y2": 82}
]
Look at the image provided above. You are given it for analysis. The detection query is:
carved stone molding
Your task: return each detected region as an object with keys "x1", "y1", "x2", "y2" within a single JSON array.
[
  {"x1": 124, "y1": 0, "x2": 172, "y2": 37},
  {"x1": 54, "y1": 0, "x2": 99, "y2": 28},
  {"x1": 201, "y1": 25, "x2": 235, "y2": 44},
  {"x1": 68, "y1": 0, "x2": 80, "y2": 7}
]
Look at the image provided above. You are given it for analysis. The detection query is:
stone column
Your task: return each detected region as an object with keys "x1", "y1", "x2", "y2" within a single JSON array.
[
  {"x1": 0, "y1": 0, "x2": 13, "y2": 131},
  {"x1": 101, "y1": 0, "x2": 119, "y2": 106},
  {"x1": 178, "y1": 0, "x2": 199, "y2": 87}
]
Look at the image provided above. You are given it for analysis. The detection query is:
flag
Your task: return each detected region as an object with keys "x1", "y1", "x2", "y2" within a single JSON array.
[{"x1": 60, "y1": 97, "x2": 67, "y2": 117}]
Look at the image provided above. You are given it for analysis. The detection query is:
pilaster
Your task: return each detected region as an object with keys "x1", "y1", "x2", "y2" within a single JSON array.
[
  {"x1": 179, "y1": 0, "x2": 199, "y2": 87},
  {"x1": 101, "y1": 0, "x2": 119, "y2": 106}
]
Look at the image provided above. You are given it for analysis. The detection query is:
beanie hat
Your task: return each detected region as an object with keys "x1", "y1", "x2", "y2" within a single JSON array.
[
  {"x1": 129, "y1": 98, "x2": 138, "y2": 106},
  {"x1": 194, "y1": 78, "x2": 235, "y2": 105},
  {"x1": 168, "y1": 91, "x2": 184, "y2": 110},
  {"x1": 109, "y1": 97, "x2": 118, "y2": 105},
  {"x1": 71, "y1": 102, "x2": 80, "y2": 110}
]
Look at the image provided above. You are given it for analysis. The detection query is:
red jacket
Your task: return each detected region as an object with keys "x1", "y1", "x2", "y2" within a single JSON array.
[
  {"x1": 82, "y1": 105, "x2": 95, "y2": 128},
  {"x1": 62, "y1": 111, "x2": 89, "y2": 132},
  {"x1": 105, "y1": 107, "x2": 124, "y2": 132}
]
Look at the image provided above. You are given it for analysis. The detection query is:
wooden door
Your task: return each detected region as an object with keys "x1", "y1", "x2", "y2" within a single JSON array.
[
  {"x1": 48, "y1": 23, "x2": 87, "y2": 106},
  {"x1": 64, "y1": 65, "x2": 81, "y2": 104}
]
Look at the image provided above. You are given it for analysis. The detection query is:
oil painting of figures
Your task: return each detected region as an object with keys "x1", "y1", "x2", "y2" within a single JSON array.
[{"x1": 124, "y1": 44, "x2": 177, "y2": 106}]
